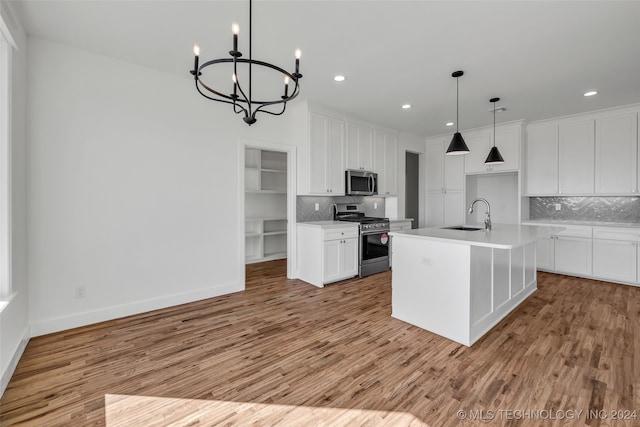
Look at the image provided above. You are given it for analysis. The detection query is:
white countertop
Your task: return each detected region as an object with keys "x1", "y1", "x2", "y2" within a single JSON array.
[
  {"x1": 523, "y1": 219, "x2": 640, "y2": 228},
  {"x1": 390, "y1": 223, "x2": 565, "y2": 249},
  {"x1": 297, "y1": 221, "x2": 358, "y2": 228}
]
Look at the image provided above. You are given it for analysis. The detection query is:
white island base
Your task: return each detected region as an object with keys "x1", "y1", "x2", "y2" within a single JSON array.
[{"x1": 391, "y1": 226, "x2": 549, "y2": 347}]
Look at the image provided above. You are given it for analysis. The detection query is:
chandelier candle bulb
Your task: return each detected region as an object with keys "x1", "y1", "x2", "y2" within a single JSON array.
[
  {"x1": 232, "y1": 22, "x2": 239, "y2": 52},
  {"x1": 232, "y1": 73, "x2": 238, "y2": 97},
  {"x1": 295, "y1": 49, "x2": 301, "y2": 74},
  {"x1": 283, "y1": 76, "x2": 290, "y2": 98},
  {"x1": 192, "y1": 44, "x2": 200, "y2": 75}
]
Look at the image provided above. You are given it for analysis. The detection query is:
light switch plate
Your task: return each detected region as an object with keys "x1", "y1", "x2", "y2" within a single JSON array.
[
  {"x1": 555, "y1": 203, "x2": 561, "y2": 211},
  {"x1": 314, "y1": 203, "x2": 319, "y2": 211}
]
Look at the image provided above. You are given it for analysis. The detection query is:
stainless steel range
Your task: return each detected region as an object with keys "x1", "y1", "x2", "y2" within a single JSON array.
[{"x1": 334, "y1": 205, "x2": 390, "y2": 277}]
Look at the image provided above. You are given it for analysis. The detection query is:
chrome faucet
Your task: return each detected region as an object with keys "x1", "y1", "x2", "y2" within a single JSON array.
[{"x1": 468, "y1": 198, "x2": 491, "y2": 230}]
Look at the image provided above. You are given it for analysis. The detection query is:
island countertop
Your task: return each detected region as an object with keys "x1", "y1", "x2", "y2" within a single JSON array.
[{"x1": 390, "y1": 223, "x2": 564, "y2": 249}]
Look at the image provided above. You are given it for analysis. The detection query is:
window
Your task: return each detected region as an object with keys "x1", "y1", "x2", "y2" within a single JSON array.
[{"x1": 0, "y1": 19, "x2": 12, "y2": 298}]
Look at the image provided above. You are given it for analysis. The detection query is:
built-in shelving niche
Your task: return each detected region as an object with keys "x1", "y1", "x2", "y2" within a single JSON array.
[{"x1": 245, "y1": 148, "x2": 287, "y2": 263}]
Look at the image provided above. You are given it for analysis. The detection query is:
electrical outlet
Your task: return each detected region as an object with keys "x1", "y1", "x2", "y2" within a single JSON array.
[
  {"x1": 555, "y1": 203, "x2": 561, "y2": 211},
  {"x1": 75, "y1": 286, "x2": 86, "y2": 299},
  {"x1": 314, "y1": 203, "x2": 319, "y2": 211},
  {"x1": 374, "y1": 202, "x2": 378, "y2": 209}
]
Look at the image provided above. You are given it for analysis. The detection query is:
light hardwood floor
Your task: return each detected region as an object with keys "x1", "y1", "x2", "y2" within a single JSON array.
[{"x1": 1, "y1": 260, "x2": 638, "y2": 426}]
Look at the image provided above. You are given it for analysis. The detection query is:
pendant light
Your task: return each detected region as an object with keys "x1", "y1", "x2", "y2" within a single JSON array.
[
  {"x1": 485, "y1": 97, "x2": 505, "y2": 164},
  {"x1": 446, "y1": 70, "x2": 470, "y2": 155}
]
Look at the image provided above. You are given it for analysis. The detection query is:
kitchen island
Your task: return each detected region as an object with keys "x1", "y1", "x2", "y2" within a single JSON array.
[{"x1": 389, "y1": 224, "x2": 563, "y2": 346}]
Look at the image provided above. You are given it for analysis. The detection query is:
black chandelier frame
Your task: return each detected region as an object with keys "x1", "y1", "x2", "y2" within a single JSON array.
[{"x1": 190, "y1": 0, "x2": 302, "y2": 125}]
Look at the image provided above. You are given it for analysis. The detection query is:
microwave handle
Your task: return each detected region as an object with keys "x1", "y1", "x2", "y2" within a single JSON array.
[{"x1": 369, "y1": 175, "x2": 374, "y2": 193}]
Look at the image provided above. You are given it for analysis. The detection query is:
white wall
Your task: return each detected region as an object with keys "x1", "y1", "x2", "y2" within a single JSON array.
[
  {"x1": 26, "y1": 37, "x2": 293, "y2": 336},
  {"x1": 465, "y1": 172, "x2": 519, "y2": 224},
  {"x1": 0, "y1": 0, "x2": 29, "y2": 396}
]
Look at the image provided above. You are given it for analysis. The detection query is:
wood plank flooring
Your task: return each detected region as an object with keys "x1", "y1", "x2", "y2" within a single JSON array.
[{"x1": 1, "y1": 260, "x2": 638, "y2": 426}]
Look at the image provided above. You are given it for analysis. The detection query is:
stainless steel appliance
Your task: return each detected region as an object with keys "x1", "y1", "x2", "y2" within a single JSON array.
[
  {"x1": 345, "y1": 170, "x2": 378, "y2": 196},
  {"x1": 335, "y1": 207, "x2": 390, "y2": 277}
]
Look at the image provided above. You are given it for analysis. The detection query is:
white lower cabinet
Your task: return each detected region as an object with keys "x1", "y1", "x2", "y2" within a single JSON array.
[
  {"x1": 535, "y1": 236, "x2": 555, "y2": 271},
  {"x1": 323, "y1": 237, "x2": 358, "y2": 284},
  {"x1": 525, "y1": 222, "x2": 640, "y2": 286},
  {"x1": 297, "y1": 223, "x2": 358, "y2": 287},
  {"x1": 554, "y1": 236, "x2": 592, "y2": 276},
  {"x1": 592, "y1": 239, "x2": 637, "y2": 283}
]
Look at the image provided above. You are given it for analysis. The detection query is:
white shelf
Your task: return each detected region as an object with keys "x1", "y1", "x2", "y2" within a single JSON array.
[{"x1": 245, "y1": 147, "x2": 288, "y2": 264}]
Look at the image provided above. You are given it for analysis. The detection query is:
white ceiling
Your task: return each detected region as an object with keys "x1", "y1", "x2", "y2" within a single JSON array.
[{"x1": 13, "y1": 0, "x2": 640, "y2": 137}]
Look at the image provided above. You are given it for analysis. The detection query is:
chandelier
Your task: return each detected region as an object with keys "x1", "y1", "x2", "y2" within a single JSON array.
[{"x1": 190, "y1": 0, "x2": 302, "y2": 125}]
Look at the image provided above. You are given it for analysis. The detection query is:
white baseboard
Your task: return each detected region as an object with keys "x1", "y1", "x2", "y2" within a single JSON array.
[
  {"x1": 30, "y1": 281, "x2": 244, "y2": 337},
  {"x1": 0, "y1": 325, "x2": 30, "y2": 398}
]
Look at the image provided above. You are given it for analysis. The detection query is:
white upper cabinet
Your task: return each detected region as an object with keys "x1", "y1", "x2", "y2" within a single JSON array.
[
  {"x1": 426, "y1": 137, "x2": 464, "y2": 227},
  {"x1": 595, "y1": 112, "x2": 638, "y2": 194},
  {"x1": 373, "y1": 130, "x2": 398, "y2": 195},
  {"x1": 526, "y1": 108, "x2": 639, "y2": 196},
  {"x1": 464, "y1": 124, "x2": 521, "y2": 174},
  {"x1": 427, "y1": 137, "x2": 464, "y2": 192},
  {"x1": 463, "y1": 131, "x2": 492, "y2": 174},
  {"x1": 526, "y1": 124, "x2": 558, "y2": 195},
  {"x1": 345, "y1": 122, "x2": 373, "y2": 171},
  {"x1": 558, "y1": 119, "x2": 595, "y2": 194},
  {"x1": 308, "y1": 112, "x2": 345, "y2": 195}
]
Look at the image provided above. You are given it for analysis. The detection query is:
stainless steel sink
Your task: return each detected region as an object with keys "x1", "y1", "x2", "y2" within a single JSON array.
[{"x1": 442, "y1": 226, "x2": 483, "y2": 231}]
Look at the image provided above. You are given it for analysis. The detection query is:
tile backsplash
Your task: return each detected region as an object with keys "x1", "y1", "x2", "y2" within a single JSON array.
[
  {"x1": 297, "y1": 196, "x2": 386, "y2": 222},
  {"x1": 530, "y1": 196, "x2": 640, "y2": 223}
]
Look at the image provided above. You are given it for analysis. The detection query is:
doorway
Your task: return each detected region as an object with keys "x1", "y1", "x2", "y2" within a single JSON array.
[{"x1": 405, "y1": 152, "x2": 419, "y2": 228}]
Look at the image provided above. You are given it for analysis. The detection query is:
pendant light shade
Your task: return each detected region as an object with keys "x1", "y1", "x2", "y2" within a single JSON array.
[
  {"x1": 485, "y1": 97, "x2": 505, "y2": 165},
  {"x1": 446, "y1": 71, "x2": 470, "y2": 155},
  {"x1": 485, "y1": 146, "x2": 504, "y2": 164}
]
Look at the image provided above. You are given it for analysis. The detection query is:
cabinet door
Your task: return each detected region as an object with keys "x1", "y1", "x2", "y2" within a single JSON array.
[
  {"x1": 558, "y1": 120, "x2": 595, "y2": 194},
  {"x1": 464, "y1": 131, "x2": 492, "y2": 174},
  {"x1": 491, "y1": 127, "x2": 521, "y2": 172},
  {"x1": 443, "y1": 191, "x2": 464, "y2": 226},
  {"x1": 345, "y1": 123, "x2": 373, "y2": 171},
  {"x1": 341, "y1": 238, "x2": 359, "y2": 278},
  {"x1": 327, "y1": 117, "x2": 345, "y2": 194},
  {"x1": 426, "y1": 140, "x2": 445, "y2": 192},
  {"x1": 526, "y1": 124, "x2": 558, "y2": 195},
  {"x1": 309, "y1": 113, "x2": 329, "y2": 194},
  {"x1": 554, "y1": 236, "x2": 592, "y2": 276},
  {"x1": 445, "y1": 150, "x2": 464, "y2": 190},
  {"x1": 595, "y1": 112, "x2": 638, "y2": 194},
  {"x1": 536, "y1": 236, "x2": 555, "y2": 270},
  {"x1": 323, "y1": 239, "x2": 342, "y2": 283},
  {"x1": 373, "y1": 131, "x2": 397, "y2": 195},
  {"x1": 383, "y1": 134, "x2": 398, "y2": 195},
  {"x1": 593, "y1": 239, "x2": 636, "y2": 283},
  {"x1": 426, "y1": 192, "x2": 444, "y2": 227}
]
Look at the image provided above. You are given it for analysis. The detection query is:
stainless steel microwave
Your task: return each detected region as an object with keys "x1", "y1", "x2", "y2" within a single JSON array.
[{"x1": 345, "y1": 170, "x2": 378, "y2": 196}]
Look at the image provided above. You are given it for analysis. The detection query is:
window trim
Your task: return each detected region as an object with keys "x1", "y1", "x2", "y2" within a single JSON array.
[{"x1": 0, "y1": 19, "x2": 12, "y2": 299}]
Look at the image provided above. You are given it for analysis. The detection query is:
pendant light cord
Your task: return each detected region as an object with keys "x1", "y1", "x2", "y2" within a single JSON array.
[
  {"x1": 456, "y1": 77, "x2": 459, "y2": 132},
  {"x1": 493, "y1": 101, "x2": 496, "y2": 148}
]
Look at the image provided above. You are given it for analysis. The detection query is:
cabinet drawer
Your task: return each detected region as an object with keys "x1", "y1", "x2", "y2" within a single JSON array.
[
  {"x1": 323, "y1": 227, "x2": 358, "y2": 241},
  {"x1": 555, "y1": 225, "x2": 592, "y2": 238},
  {"x1": 592, "y1": 226, "x2": 640, "y2": 242},
  {"x1": 390, "y1": 222, "x2": 412, "y2": 232}
]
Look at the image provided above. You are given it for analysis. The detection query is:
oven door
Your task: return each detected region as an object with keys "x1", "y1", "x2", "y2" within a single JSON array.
[{"x1": 360, "y1": 230, "x2": 390, "y2": 277}]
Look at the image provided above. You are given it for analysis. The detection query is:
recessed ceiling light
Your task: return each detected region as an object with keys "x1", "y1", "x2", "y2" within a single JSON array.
[
  {"x1": 445, "y1": 122, "x2": 454, "y2": 127},
  {"x1": 402, "y1": 104, "x2": 412, "y2": 109},
  {"x1": 584, "y1": 91, "x2": 598, "y2": 97},
  {"x1": 334, "y1": 75, "x2": 346, "y2": 82}
]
